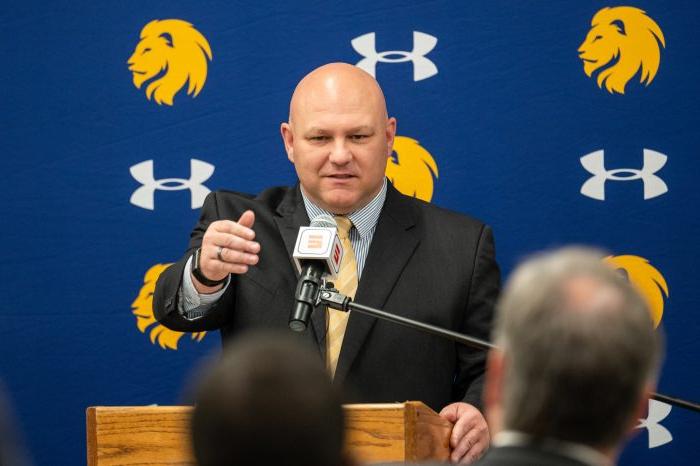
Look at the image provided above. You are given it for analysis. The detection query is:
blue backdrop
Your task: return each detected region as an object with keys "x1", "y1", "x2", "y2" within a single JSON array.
[{"x1": 1, "y1": 1, "x2": 698, "y2": 464}]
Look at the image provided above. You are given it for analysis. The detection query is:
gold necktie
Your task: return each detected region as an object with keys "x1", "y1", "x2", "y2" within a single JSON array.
[{"x1": 327, "y1": 216, "x2": 358, "y2": 378}]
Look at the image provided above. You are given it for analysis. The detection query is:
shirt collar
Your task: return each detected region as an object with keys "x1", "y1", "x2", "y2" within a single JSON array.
[
  {"x1": 300, "y1": 178, "x2": 387, "y2": 239},
  {"x1": 493, "y1": 431, "x2": 613, "y2": 466}
]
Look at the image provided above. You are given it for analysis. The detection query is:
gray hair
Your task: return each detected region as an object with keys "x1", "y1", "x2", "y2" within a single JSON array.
[{"x1": 494, "y1": 247, "x2": 662, "y2": 449}]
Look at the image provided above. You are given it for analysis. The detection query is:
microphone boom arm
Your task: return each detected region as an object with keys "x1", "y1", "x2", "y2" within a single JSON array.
[
  {"x1": 315, "y1": 282, "x2": 700, "y2": 414},
  {"x1": 318, "y1": 286, "x2": 493, "y2": 352}
]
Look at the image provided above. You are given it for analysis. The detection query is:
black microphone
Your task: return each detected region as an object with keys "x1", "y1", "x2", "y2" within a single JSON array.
[{"x1": 289, "y1": 215, "x2": 343, "y2": 332}]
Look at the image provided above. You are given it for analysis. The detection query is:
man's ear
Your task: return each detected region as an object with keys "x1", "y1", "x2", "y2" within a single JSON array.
[
  {"x1": 385, "y1": 117, "x2": 397, "y2": 156},
  {"x1": 484, "y1": 349, "x2": 505, "y2": 434},
  {"x1": 280, "y1": 122, "x2": 294, "y2": 163},
  {"x1": 626, "y1": 383, "x2": 654, "y2": 438}
]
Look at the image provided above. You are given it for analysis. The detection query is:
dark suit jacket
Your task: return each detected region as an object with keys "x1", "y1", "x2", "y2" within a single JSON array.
[
  {"x1": 475, "y1": 445, "x2": 596, "y2": 466},
  {"x1": 153, "y1": 183, "x2": 500, "y2": 411}
]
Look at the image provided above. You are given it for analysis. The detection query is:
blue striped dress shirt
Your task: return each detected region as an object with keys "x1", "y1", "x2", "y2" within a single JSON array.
[{"x1": 301, "y1": 177, "x2": 387, "y2": 279}]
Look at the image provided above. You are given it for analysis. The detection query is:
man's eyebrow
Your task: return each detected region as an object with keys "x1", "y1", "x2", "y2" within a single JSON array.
[
  {"x1": 303, "y1": 125, "x2": 376, "y2": 135},
  {"x1": 348, "y1": 125, "x2": 375, "y2": 133},
  {"x1": 304, "y1": 127, "x2": 330, "y2": 135}
]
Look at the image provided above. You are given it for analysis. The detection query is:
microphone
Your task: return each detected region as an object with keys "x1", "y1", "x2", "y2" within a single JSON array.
[{"x1": 288, "y1": 215, "x2": 344, "y2": 332}]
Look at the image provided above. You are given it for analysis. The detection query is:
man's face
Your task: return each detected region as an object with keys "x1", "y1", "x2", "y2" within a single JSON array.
[{"x1": 281, "y1": 79, "x2": 396, "y2": 214}]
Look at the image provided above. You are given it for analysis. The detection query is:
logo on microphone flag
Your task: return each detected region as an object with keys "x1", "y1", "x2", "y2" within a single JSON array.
[
  {"x1": 298, "y1": 229, "x2": 332, "y2": 255},
  {"x1": 293, "y1": 227, "x2": 343, "y2": 277},
  {"x1": 306, "y1": 233, "x2": 324, "y2": 250},
  {"x1": 333, "y1": 243, "x2": 341, "y2": 266}
]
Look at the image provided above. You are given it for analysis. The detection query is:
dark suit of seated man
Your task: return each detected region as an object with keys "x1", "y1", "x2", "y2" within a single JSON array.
[
  {"x1": 477, "y1": 248, "x2": 661, "y2": 466},
  {"x1": 154, "y1": 63, "x2": 500, "y2": 463},
  {"x1": 191, "y1": 331, "x2": 349, "y2": 466}
]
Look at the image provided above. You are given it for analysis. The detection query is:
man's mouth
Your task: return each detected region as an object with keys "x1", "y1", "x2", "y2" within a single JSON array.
[{"x1": 327, "y1": 174, "x2": 356, "y2": 179}]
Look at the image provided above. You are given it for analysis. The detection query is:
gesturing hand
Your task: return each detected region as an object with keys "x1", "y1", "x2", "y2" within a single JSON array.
[
  {"x1": 439, "y1": 402, "x2": 490, "y2": 464},
  {"x1": 192, "y1": 210, "x2": 260, "y2": 291}
]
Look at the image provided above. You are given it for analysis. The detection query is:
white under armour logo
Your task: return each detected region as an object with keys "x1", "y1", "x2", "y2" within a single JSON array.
[
  {"x1": 637, "y1": 399, "x2": 673, "y2": 449},
  {"x1": 352, "y1": 31, "x2": 438, "y2": 81},
  {"x1": 129, "y1": 159, "x2": 214, "y2": 210},
  {"x1": 580, "y1": 149, "x2": 668, "y2": 201}
]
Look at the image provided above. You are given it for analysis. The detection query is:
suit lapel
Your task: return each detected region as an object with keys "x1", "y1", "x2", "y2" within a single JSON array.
[
  {"x1": 334, "y1": 185, "x2": 420, "y2": 383},
  {"x1": 272, "y1": 186, "x2": 328, "y2": 353},
  {"x1": 272, "y1": 185, "x2": 308, "y2": 270}
]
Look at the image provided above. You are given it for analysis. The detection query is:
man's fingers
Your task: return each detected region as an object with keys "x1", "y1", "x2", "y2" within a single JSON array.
[
  {"x1": 221, "y1": 263, "x2": 249, "y2": 275},
  {"x1": 454, "y1": 445, "x2": 485, "y2": 464},
  {"x1": 211, "y1": 219, "x2": 255, "y2": 240},
  {"x1": 207, "y1": 231, "x2": 260, "y2": 254},
  {"x1": 237, "y1": 210, "x2": 255, "y2": 229},
  {"x1": 208, "y1": 260, "x2": 250, "y2": 276},
  {"x1": 450, "y1": 425, "x2": 487, "y2": 463},
  {"x1": 197, "y1": 216, "x2": 260, "y2": 279},
  {"x1": 455, "y1": 444, "x2": 486, "y2": 464},
  {"x1": 450, "y1": 432, "x2": 472, "y2": 462},
  {"x1": 450, "y1": 412, "x2": 477, "y2": 448},
  {"x1": 439, "y1": 403, "x2": 489, "y2": 464},
  {"x1": 464, "y1": 445, "x2": 486, "y2": 464},
  {"x1": 439, "y1": 404, "x2": 459, "y2": 423},
  {"x1": 218, "y1": 248, "x2": 259, "y2": 266}
]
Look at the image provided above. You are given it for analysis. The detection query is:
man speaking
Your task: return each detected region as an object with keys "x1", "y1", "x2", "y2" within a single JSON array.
[{"x1": 154, "y1": 63, "x2": 500, "y2": 463}]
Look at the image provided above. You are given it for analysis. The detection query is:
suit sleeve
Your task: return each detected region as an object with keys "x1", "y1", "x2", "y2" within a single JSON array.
[
  {"x1": 152, "y1": 191, "x2": 237, "y2": 332},
  {"x1": 456, "y1": 224, "x2": 500, "y2": 410}
]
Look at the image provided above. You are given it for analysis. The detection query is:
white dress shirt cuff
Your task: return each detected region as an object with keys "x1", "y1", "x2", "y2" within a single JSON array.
[{"x1": 178, "y1": 255, "x2": 230, "y2": 319}]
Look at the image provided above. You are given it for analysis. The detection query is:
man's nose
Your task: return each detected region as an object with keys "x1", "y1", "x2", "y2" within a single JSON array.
[{"x1": 328, "y1": 138, "x2": 352, "y2": 165}]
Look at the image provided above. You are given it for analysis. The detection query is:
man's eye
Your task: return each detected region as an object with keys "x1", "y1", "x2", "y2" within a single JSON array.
[
  {"x1": 350, "y1": 134, "x2": 369, "y2": 141},
  {"x1": 308, "y1": 136, "x2": 328, "y2": 142}
]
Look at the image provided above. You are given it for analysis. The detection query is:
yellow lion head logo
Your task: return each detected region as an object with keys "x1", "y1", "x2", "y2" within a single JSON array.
[
  {"x1": 386, "y1": 136, "x2": 439, "y2": 202},
  {"x1": 604, "y1": 255, "x2": 668, "y2": 328},
  {"x1": 578, "y1": 7, "x2": 665, "y2": 94},
  {"x1": 132, "y1": 263, "x2": 207, "y2": 349},
  {"x1": 127, "y1": 19, "x2": 213, "y2": 106}
]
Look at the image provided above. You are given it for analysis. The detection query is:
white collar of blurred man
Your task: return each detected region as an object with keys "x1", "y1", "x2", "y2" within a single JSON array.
[
  {"x1": 483, "y1": 247, "x2": 662, "y2": 465},
  {"x1": 493, "y1": 431, "x2": 612, "y2": 466}
]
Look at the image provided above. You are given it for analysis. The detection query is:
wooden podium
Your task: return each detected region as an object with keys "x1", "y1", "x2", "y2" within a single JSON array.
[{"x1": 87, "y1": 401, "x2": 452, "y2": 465}]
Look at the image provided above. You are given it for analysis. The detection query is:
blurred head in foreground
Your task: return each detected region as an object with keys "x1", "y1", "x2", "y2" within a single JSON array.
[
  {"x1": 192, "y1": 331, "x2": 348, "y2": 466},
  {"x1": 0, "y1": 381, "x2": 32, "y2": 466},
  {"x1": 484, "y1": 247, "x2": 662, "y2": 461}
]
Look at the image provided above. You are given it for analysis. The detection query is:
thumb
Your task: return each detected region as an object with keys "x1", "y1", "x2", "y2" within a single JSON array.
[
  {"x1": 439, "y1": 403, "x2": 458, "y2": 422},
  {"x1": 238, "y1": 210, "x2": 255, "y2": 228}
]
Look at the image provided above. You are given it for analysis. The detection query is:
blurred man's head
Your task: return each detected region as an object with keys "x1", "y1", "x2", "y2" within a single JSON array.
[
  {"x1": 280, "y1": 62, "x2": 396, "y2": 215},
  {"x1": 192, "y1": 331, "x2": 347, "y2": 466},
  {"x1": 484, "y1": 248, "x2": 661, "y2": 457}
]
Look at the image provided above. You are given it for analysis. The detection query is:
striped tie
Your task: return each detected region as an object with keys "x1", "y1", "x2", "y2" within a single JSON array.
[{"x1": 327, "y1": 216, "x2": 358, "y2": 378}]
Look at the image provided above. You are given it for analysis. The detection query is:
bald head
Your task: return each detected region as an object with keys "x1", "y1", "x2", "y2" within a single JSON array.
[
  {"x1": 288, "y1": 63, "x2": 388, "y2": 126},
  {"x1": 280, "y1": 62, "x2": 396, "y2": 214}
]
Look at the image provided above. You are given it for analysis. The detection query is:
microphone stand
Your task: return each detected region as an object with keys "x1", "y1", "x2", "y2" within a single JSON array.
[{"x1": 315, "y1": 282, "x2": 700, "y2": 414}]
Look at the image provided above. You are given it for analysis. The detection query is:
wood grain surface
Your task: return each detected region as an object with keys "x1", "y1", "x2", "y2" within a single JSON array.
[{"x1": 87, "y1": 402, "x2": 452, "y2": 465}]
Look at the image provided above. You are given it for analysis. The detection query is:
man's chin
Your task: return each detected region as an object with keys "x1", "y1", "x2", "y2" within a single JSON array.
[{"x1": 320, "y1": 192, "x2": 362, "y2": 215}]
